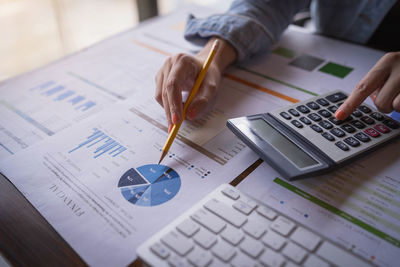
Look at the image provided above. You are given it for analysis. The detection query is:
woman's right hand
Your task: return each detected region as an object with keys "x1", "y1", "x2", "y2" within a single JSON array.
[{"x1": 155, "y1": 37, "x2": 237, "y2": 133}]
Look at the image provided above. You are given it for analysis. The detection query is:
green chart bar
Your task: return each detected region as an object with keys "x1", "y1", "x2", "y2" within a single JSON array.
[
  {"x1": 272, "y1": 46, "x2": 297, "y2": 59},
  {"x1": 319, "y1": 62, "x2": 353, "y2": 78},
  {"x1": 273, "y1": 177, "x2": 400, "y2": 248}
]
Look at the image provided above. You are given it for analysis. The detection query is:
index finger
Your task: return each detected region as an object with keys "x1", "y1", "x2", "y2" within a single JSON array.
[{"x1": 335, "y1": 58, "x2": 390, "y2": 120}]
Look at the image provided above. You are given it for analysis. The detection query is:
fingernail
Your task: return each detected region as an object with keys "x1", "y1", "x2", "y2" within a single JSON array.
[
  {"x1": 168, "y1": 125, "x2": 172, "y2": 133},
  {"x1": 187, "y1": 108, "x2": 197, "y2": 119},
  {"x1": 172, "y1": 113, "x2": 180, "y2": 124},
  {"x1": 370, "y1": 95, "x2": 376, "y2": 102},
  {"x1": 335, "y1": 109, "x2": 345, "y2": 120}
]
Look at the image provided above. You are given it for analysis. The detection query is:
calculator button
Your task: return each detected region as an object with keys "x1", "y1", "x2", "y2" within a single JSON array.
[
  {"x1": 327, "y1": 105, "x2": 338, "y2": 113},
  {"x1": 296, "y1": 105, "x2": 310, "y2": 114},
  {"x1": 354, "y1": 132, "x2": 371, "y2": 142},
  {"x1": 330, "y1": 128, "x2": 346, "y2": 137},
  {"x1": 322, "y1": 132, "x2": 335, "y2": 141},
  {"x1": 341, "y1": 124, "x2": 356, "y2": 133},
  {"x1": 300, "y1": 117, "x2": 311, "y2": 125},
  {"x1": 306, "y1": 102, "x2": 320, "y2": 110},
  {"x1": 280, "y1": 112, "x2": 291, "y2": 120},
  {"x1": 326, "y1": 92, "x2": 347, "y2": 103},
  {"x1": 360, "y1": 116, "x2": 375, "y2": 125},
  {"x1": 328, "y1": 117, "x2": 344, "y2": 125},
  {"x1": 291, "y1": 120, "x2": 303, "y2": 128},
  {"x1": 365, "y1": 128, "x2": 381, "y2": 138},
  {"x1": 370, "y1": 112, "x2": 384, "y2": 121},
  {"x1": 308, "y1": 113, "x2": 322, "y2": 122},
  {"x1": 350, "y1": 120, "x2": 366, "y2": 129},
  {"x1": 374, "y1": 124, "x2": 390, "y2": 133},
  {"x1": 316, "y1": 98, "x2": 329, "y2": 106},
  {"x1": 351, "y1": 110, "x2": 363, "y2": 117},
  {"x1": 310, "y1": 125, "x2": 323, "y2": 133},
  {"x1": 343, "y1": 137, "x2": 360, "y2": 147},
  {"x1": 335, "y1": 141, "x2": 349, "y2": 151},
  {"x1": 319, "y1": 120, "x2": 333, "y2": 129},
  {"x1": 358, "y1": 105, "x2": 372, "y2": 114},
  {"x1": 318, "y1": 110, "x2": 332, "y2": 118},
  {"x1": 383, "y1": 119, "x2": 399, "y2": 129},
  {"x1": 336, "y1": 102, "x2": 344, "y2": 107},
  {"x1": 288, "y1": 108, "x2": 300, "y2": 117}
]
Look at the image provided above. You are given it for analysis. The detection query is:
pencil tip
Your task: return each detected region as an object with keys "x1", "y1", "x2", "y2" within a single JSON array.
[{"x1": 158, "y1": 150, "x2": 167, "y2": 165}]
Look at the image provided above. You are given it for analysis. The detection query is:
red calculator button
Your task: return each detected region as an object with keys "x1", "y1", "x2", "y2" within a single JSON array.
[
  {"x1": 374, "y1": 124, "x2": 390, "y2": 134},
  {"x1": 364, "y1": 128, "x2": 380, "y2": 137}
]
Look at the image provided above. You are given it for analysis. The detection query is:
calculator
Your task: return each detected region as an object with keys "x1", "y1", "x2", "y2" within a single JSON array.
[{"x1": 227, "y1": 91, "x2": 400, "y2": 180}]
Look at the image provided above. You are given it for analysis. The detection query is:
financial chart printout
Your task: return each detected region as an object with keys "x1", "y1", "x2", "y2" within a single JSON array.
[{"x1": 238, "y1": 141, "x2": 400, "y2": 267}]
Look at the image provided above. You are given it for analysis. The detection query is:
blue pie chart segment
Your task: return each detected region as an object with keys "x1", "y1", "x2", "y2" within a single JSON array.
[{"x1": 118, "y1": 164, "x2": 181, "y2": 207}]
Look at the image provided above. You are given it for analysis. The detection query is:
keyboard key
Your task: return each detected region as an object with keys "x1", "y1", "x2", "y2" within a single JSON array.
[
  {"x1": 262, "y1": 230, "x2": 286, "y2": 251},
  {"x1": 360, "y1": 116, "x2": 374, "y2": 125},
  {"x1": 374, "y1": 124, "x2": 390, "y2": 133},
  {"x1": 161, "y1": 231, "x2": 193, "y2": 256},
  {"x1": 240, "y1": 237, "x2": 264, "y2": 258},
  {"x1": 150, "y1": 242, "x2": 170, "y2": 259},
  {"x1": 327, "y1": 105, "x2": 338, "y2": 113},
  {"x1": 306, "y1": 101, "x2": 320, "y2": 110},
  {"x1": 282, "y1": 242, "x2": 307, "y2": 264},
  {"x1": 351, "y1": 109, "x2": 362, "y2": 117},
  {"x1": 288, "y1": 108, "x2": 300, "y2": 116},
  {"x1": 303, "y1": 255, "x2": 329, "y2": 267},
  {"x1": 328, "y1": 117, "x2": 344, "y2": 125},
  {"x1": 316, "y1": 98, "x2": 329, "y2": 106},
  {"x1": 335, "y1": 141, "x2": 349, "y2": 151},
  {"x1": 280, "y1": 112, "x2": 291, "y2": 120},
  {"x1": 211, "y1": 239, "x2": 236, "y2": 262},
  {"x1": 291, "y1": 120, "x2": 303, "y2": 128},
  {"x1": 270, "y1": 216, "x2": 296, "y2": 236},
  {"x1": 168, "y1": 255, "x2": 190, "y2": 267},
  {"x1": 370, "y1": 112, "x2": 384, "y2": 121},
  {"x1": 300, "y1": 116, "x2": 311, "y2": 125},
  {"x1": 341, "y1": 124, "x2": 356, "y2": 133},
  {"x1": 354, "y1": 132, "x2": 371, "y2": 143},
  {"x1": 308, "y1": 113, "x2": 322, "y2": 122},
  {"x1": 330, "y1": 128, "x2": 345, "y2": 137},
  {"x1": 326, "y1": 92, "x2": 347, "y2": 103},
  {"x1": 243, "y1": 219, "x2": 268, "y2": 239},
  {"x1": 343, "y1": 137, "x2": 360, "y2": 147},
  {"x1": 231, "y1": 253, "x2": 257, "y2": 267},
  {"x1": 350, "y1": 120, "x2": 366, "y2": 129},
  {"x1": 257, "y1": 205, "x2": 277, "y2": 220},
  {"x1": 318, "y1": 120, "x2": 333, "y2": 129},
  {"x1": 310, "y1": 124, "x2": 323, "y2": 133},
  {"x1": 364, "y1": 128, "x2": 380, "y2": 138},
  {"x1": 296, "y1": 105, "x2": 310, "y2": 114},
  {"x1": 221, "y1": 225, "x2": 245, "y2": 246},
  {"x1": 317, "y1": 241, "x2": 367, "y2": 267},
  {"x1": 383, "y1": 119, "x2": 399, "y2": 129},
  {"x1": 233, "y1": 200, "x2": 255, "y2": 215},
  {"x1": 191, "y1": 209, "x2": 226, "y2": 234},
  {"x1": 322, "y1": 132, "x2": 335, "y2": 141},
  {"x1": 358, "y1": 105, "x2": 372, "y2": 113},
  {"x1": 290, "y1": 227, "x2": 321, "y2": 251},
  {"x1": 177, "y1": 219, "x2": 200, "y2": 237},
  {"x1": 204, "y1": 198, "x2": 247, "y2": 228},
  {"x1": 259, "y1": 248, "x2": 285, "y2": 267},
  {"x1": 193, "y1": 228, "x2": 217, "y2": 249},
  {"x1": 317, "y1": 109, "x2": 331, "y2": 118},
  {"x1": 187, "y1": 246, "x2": 213, "y2": 267},
  {"x1": 221, "y1": 187, "x2": 240, "y2": 200}
]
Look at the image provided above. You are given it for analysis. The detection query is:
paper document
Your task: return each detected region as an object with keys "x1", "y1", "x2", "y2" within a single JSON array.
[{"x1": 238, "y1": 141, "x2": 400, "y2": 267}]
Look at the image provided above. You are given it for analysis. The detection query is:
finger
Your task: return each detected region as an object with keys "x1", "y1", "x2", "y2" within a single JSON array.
[
  {"x1": 165, "y1": 55, "x2": 200, "y2": 124},
  {"x1": 336, "y1": 58, "x2": 390, "y2": 120},
  {"x1": 393, "y1": 93, "x2": 400, "y2": 112},
  {"x1": 373, "y1": 67, "x2": 400, "y2": 113},
  {"x1": 186, "y1": 76, "x2": 218, "y2": 120},
  {"x1": 155, "y1": 59, "x2": 172, "y2": 107},
  {"x1": 161, "y1": 91, "x2": 173, "y2": 132}
]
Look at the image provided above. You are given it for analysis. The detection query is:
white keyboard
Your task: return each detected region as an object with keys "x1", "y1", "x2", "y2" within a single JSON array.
[{"x1": 137, "y1": 184, "x2": 372, "y2": 267}]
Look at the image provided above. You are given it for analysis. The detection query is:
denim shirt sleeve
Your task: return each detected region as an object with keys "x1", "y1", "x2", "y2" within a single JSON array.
[{"x1": 184, "y1": 0, "x2": 310, "y2": 61}]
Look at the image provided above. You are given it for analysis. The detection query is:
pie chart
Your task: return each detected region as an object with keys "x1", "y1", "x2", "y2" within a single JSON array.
[{"x1": 118, "y1": 164, "x2": 181, "y2": 206}]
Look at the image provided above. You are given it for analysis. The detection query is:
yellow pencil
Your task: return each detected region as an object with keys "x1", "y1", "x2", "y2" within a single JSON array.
[{"x1": 158, "y1": 39, "x2": 220, "y2": 164}]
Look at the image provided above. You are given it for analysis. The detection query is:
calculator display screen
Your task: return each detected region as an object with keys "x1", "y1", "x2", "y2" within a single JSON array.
[{"x1": 250, "y1": 119, "x2": 319, "y2": 168}]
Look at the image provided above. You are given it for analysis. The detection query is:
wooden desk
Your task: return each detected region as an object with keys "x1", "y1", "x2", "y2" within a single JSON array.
[{"x1": 0, "y1": 159, "x2": 262, "y2": 266}]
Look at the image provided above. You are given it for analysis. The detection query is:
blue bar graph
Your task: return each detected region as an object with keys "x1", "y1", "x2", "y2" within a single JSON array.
[
  {"x1": 55, "y1": 90, "x2": 74, "y2": 101},
  {"x1": 42, "y1": 85, "x2": 65, "y2": 96},
  {"x1": 76, "y1": 101, "x2": 96, "y2": 111},
  {"x1": 30, "y1": 81, "x2": 55, "y2": 91},
  {"x1": 68, "y1": 96, "x2": 85, "y2": 105},
  {"x1": 69, "y1": 128, "x2": 127, "y2": 158}
]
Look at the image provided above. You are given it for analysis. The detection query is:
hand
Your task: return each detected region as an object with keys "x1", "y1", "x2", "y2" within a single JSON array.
[
  {"x1": 335, "y1": 52, "x2": 400, "y2": 120},
  {"x1": 155, "y1": 38, "x2": 237, "y2": 132}
]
